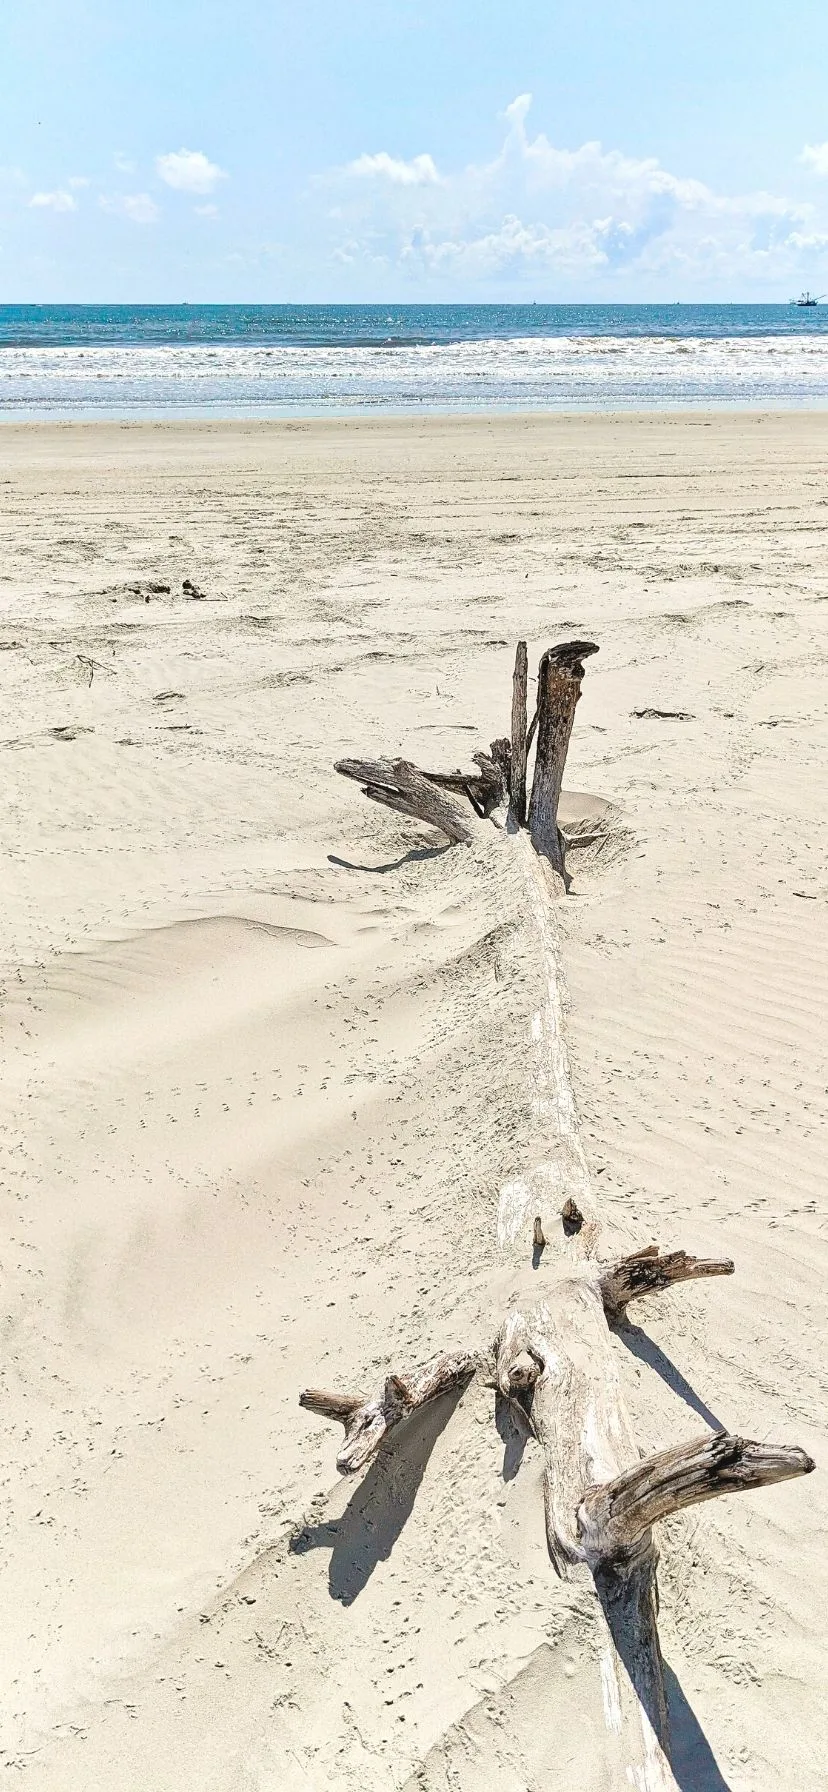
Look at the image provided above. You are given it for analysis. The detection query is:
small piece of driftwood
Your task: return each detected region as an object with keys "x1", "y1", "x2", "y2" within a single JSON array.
[
  {"x1": 632, "y1": 708, "x2": 694, "y2": 722},
  {"x1": 335, "y1": 758, "x2": 472, "y2": 845}
]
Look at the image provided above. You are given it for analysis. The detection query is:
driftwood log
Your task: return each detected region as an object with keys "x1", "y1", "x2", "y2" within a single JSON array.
[{"x1": 304, "y1": 640, "x2": 815, "y2": 1788}]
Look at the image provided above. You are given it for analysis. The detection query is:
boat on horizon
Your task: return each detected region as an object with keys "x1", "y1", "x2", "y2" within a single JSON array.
[{"x1": 792, "y1": 291, "x2": 824, "y2": 306}]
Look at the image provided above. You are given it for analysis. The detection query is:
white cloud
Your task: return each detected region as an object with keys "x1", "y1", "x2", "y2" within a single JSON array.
[
  {"x1": 801, "y1": 143, "x2": 828, "y2": 178},
  {"x1": 68, "y1": 176, "x2": 90, "y2": 189},
  {"x1": 114, "y1": 152, "x2": 136, "y2": 174},
  {"x1": 194, "y1": 203, "x2": 219, "y2": 217},
  {"x1": 343, "y1": 151, "x2": 442, "y2": 187},
  {"x1": 155, "y1": 148, "x2": 226, "y2": 194},
  {"x1": 100, "y1": 192, "x2": 159, "y2": 224},
  {"x1": 29, "y1": 189, "x2": 77, "y2": 212},
  {"x1": 325, "y1": 95, "x2": 826, "y2": 294},
  {"x1": 401, "y1": 214, "x2": 612, "y2": 278}
]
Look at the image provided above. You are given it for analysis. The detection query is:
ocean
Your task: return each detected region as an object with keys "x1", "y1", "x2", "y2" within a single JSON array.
[{"x1": 2, "y1": 303, "x2": 828, "y2": 417}]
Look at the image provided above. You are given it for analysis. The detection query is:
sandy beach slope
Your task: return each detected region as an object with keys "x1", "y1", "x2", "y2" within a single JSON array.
[{"x1": 0, "y1": 412, "x2": 825, "y2": 1788}]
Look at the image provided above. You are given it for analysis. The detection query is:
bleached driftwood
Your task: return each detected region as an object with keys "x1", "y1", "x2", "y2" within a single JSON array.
[
  {"x1": 598, "y1": 1243, "x2": 736, "y2": 1323},
  {"x1": 303, "y1": 638, "x2": 815, "y2": 1787},
  {"x1": 305, "y1": 1251, "x2": 812, "y2": 1787}
]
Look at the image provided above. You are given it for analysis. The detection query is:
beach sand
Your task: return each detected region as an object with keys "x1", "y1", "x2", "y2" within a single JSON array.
[{"x1": 1, "y1": 411, "x2": 826, "y2": 1788}]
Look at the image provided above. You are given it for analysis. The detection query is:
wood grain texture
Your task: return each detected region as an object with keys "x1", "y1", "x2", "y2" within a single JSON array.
[
  {"x1": 335, "y1": 757, "x2": 472, "y2": 845},
  {"x1": 579, "y1": 1431, "x2": 815, "y2": 1566},
  {"x1": 598, "y1": 1245, "x2": 735, "y2": 1322}
]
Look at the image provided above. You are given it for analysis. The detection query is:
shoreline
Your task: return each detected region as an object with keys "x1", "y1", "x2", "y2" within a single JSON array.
[
  {"x1": 3, "y1": 397, "x2": 828, "y2": 426},
  {"x1": 3, "y1": 401, "x2": 828, "y2": 432}
]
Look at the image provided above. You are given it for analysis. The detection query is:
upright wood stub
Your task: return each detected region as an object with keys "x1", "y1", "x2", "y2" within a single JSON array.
[
  {"x1": 527, "y1": 640, "x2": 599, "y2": 877},
  {"x1": 508, "y1": 639, "x2": 529, "y2": 829}
]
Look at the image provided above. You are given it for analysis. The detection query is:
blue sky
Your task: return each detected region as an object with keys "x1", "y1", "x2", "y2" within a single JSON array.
[{"x1": 3, "y1": 0, "x2": 828, "y2": 300}]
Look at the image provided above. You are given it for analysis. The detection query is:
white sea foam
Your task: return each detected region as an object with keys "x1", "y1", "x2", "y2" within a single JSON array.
[{"x1": 2, "y1": 334, "x2": 828, "y2": 415}]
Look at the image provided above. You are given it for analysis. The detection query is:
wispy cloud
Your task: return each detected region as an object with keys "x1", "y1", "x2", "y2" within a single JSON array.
[
  {"x1": 155, "y1": 149, "x2": 226, "y2": 194},
  {"x1": 114, "y1": 152, "x2": 136, "y2": 174},
  {"x1": 29, "y1": 189, "x2": 77, "y2": 212},
  {"x1": 100, "y1": 192, "x2": 159, "y2": 224},
  {"x1": 325, "y1": 95, "x2": 822, "y2": 293},
  {"x1": 801, "y1": 143, "x2": 828, "y2": 178}
]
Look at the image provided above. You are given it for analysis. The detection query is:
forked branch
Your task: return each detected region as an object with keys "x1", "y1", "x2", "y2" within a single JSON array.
[{"x1": 300, "y1": 1348, "x2": 479, "y2": 1475}]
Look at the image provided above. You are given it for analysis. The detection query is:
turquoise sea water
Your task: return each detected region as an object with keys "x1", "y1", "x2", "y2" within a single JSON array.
[{"x1": 2, "y1": 304, "x2": 828, "y2": 415}]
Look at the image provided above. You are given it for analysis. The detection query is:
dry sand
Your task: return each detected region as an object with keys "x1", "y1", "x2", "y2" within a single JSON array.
[{"x1": 0, "y1": 411, "x2": 825, "y2": 1789}]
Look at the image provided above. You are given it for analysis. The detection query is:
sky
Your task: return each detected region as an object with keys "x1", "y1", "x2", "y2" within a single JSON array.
[{"x1": 2, "y1": 0, "x2": 828, "y2": 302}]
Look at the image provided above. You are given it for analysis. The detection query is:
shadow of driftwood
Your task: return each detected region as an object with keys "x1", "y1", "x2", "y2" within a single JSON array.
[
  {"x1": 288, "y1": 1388, "x2": 464, "y2": 1605},
  {"x1": 495, "y1": 1390, "x2": 530, "y2": 1481},
  {"x1": 616, "y1": 1321, "x2": 726, "y2": 1431},
  {"x1": 593, "y1": 1568, "x2": 731, "y2": 1792},
  {"x1": 328, "y1": 844, "x2": 453, "y2": 875},
  {"x1": 665, "y1": 1664, "x2": 732, "y2": 1791}
]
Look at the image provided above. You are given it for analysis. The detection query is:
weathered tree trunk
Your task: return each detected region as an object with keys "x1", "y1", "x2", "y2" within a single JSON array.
[
  {"x1": 303, "y1": 638, "x2": 815, "y2": 1788},
  {"x1": 527, "y1": 640, "x2": 598, "y2": 881},
  {"x1": 496, "y1": 832, "x2": 602, "y2": 1257}
]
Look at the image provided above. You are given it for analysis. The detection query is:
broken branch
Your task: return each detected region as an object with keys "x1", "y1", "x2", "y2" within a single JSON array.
[
  {"x1": 579, "y1": 1432, "x2": 815, "y2": 1567},
  {"x1": 300, "y1": 1348, "x2": 479, "y2": 1475},
  {"x1": 599, "y1": 1247, "x2": 735, "y2": 1322},
  {"x1": 336, "y1": 757, "x2": 472, "y2": 845},
  {"x1": 527, "y1": 641, "x2": 599, "y2": 879}
]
